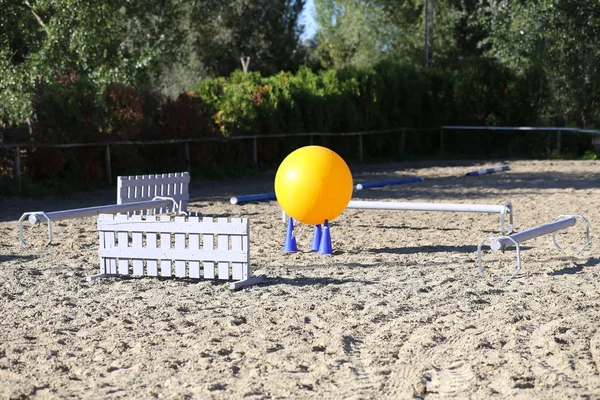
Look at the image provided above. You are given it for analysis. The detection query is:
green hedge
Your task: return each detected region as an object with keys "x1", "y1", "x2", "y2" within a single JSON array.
[
  {"x1": 1, "y1": 57, "x2": 596, "y2": 191},
  {"x1": 195, "y1": 58, "x2": 551, "y2": 137},
  {"x1": 193, "y1": 57, "x2": 566, "y2": 162}
]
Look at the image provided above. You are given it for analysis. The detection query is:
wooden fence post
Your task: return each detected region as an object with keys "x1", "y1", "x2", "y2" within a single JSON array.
[
  {"x1": 104, "y1": 145, "x2": 112, "y2": 185},
  {"x1": 399, "y1": 129, "x2": 406, "y2": 160},
  {"x1": 252, "y1": 137, "x2": 258, "y2": 164},
  {"x1": 184, "y1": 141, "x2": 191, "y2": 173},
  {"x1": 13, "y1": 146, "x2": 21, "y2": 192},
  {"x1": 358, "y1": 134, "x2": 364, "y2": 163}
]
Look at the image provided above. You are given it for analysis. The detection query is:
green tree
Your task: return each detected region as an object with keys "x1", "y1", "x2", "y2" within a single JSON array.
[
  {"x1": 0, "y1": 0, "x2": 186, "y2": 124},
  {"x1": 190, "y1": 0, "x2": 306, "y2": 77},
  {"x1": 471, "y1": 0, "x2": 600, "y2": 126},
  {"x1": 314, "y1": 0, "x2": 466, "y2": 69},
  {"x1": 315, "y1": 0, "x2": 398, "y2": 69}
]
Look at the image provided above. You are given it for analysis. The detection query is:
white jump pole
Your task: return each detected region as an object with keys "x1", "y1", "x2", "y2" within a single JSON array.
[
  {"x1": 477, "y1": 214, "x2": 590, "y2": 279},
  {"x1": 19, "y1": 196, "x2": 180, "y2": 246},
  {"x1": 346, "y1": 200, "x2": 513, "y2": 234},
  {"x1": 488, "y1": 217, "x2": 575, "y2": 251},
  {"x1": 348, "y1": 200, "x2": 504, "y2": 213}
]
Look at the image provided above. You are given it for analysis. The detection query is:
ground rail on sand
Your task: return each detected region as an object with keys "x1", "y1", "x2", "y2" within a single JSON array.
[
  {"x1": 19, "y1": 172, "x2": 190, "y2": 246},
  {"x1": 282, "y1": 200, "x2": 514, "y2": 235},
  {"x1": 477, "y1": 214, "x2": 590, "y2": 278}
]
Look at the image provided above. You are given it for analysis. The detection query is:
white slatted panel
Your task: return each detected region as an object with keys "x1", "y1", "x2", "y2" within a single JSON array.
[
  {"x1": 146, "y1": 216, "x2": 158, "y2": 276},
  {"x1": 217, "y1": 217, "x2": 229, "y2": 280},
  {"x1": 160, "y1": 215, "x2": 172, "y2": 277},
  {"x1": 131, "y1": 215, "x2": 143, "y2": 275},
  {"x1": 100, "y1": 248, "x2": 246, "y2": 262},
  {"x1": 180, "y1": 173, "x2": 189, "y2": 212},
  {"x1": 159, "y1": 173, "x2": 166, "y2": 197},
  {"x1": 133, "y1": 176, "x2": 140, "y2": 203},
  {"x1": 241, "y1": 218, "x2": 250, "y2": 279},
  {"x1": 189, "y1": 216, "x2": 200, "y2": 279},
  {"x1": 96, "y1": 213, "x2": 252, "y2": 284},
  {"x1": 163, "y1": 173, "x2": 171, "y2": 213},
  {"x1": 148, "y1": 180, "x2": 156, "y2": 214},
  {"x1": 98, "y1": 217, "x2": 107, "y2": 274},
  {"x1": 174, "y1": 216, "x2": 187, "y2": 277},
  {"x1": 203, "y1": 217, "x2": 215, "y2": 279},
  {"x1": 105, "y1": 221, "x2": 117, "y2": 274},
  {"x1": 117, "y1": 179, "x2": 127, "y2": 205},
  {"x1": 116, "y1": 214, "x2": 129, "y2": 275},
  {"x1": 97, "y1": 219, "x2": 248, "y2": 235},
  {"x1": 116, "y1": 172, "x2": 190, "y2": 215},
  {"x1": 168, "y1": 173, "x2": 175, "y2": 198},
  {"x1": 138, "y1": 175, "x2": 145, "y2": 201},
  {"x1": 231, "y1": 218, "x2": 243, "y2": 280}
]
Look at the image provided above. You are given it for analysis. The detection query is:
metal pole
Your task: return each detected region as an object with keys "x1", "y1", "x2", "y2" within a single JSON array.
[
  {"x1": 230, "y1": 193, "x2": 277, "y2": 205},
  {"x1": 19, "y1": 196, "x2": 179, "y2": 246},
  {"x1": 556, "y1": 131, "x2": 562, "y2": 154},
  {"x1": 347, "y1": 200, "x2": 506, "y2": 214},
  {"x1": 355, "y1": 177, "x2": 424, "y2": 190},
  {"x1": 26, "y1": 198, "x2": 175, "y2": 225},
  {"x1": 490, "y1": 217, "x2": 576, "y2": 251}
]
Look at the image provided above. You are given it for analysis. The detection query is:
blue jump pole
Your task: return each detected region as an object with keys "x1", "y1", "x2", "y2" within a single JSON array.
[
  {"x1": 355, "y1": 177, "x2": 424, "y2": 191},
  {"x1": 465, "y1": 165, "x2": 510, "y2": 176},
  {"x1": 230, "y1": 192, "x2": 277, "y2": 205}
]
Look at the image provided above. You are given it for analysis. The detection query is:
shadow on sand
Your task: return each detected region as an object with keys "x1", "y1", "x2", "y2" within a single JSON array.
[{"x1": 548, "y1": 257, "x2": 600, "y2": 276}]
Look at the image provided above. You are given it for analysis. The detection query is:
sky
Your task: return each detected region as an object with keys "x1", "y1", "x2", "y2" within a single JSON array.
[{"x1": 299, "y1": 0, "x2": 318, "y2": 41}]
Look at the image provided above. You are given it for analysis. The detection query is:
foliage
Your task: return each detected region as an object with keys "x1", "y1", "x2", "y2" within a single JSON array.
[
  {"x1": 0, "y1": 0, "x2": 186, "y2": 124},
  {"x1": 194, "y1": 59, "x2": 549, "y2": 162},
  {"x1": 190, "y1": 0, "x2": 307, "y2": 77},
  {"x1": 315, "y1": 0, "x2": 399, "y2": 69},
  {"x1": 4, "y1": 0, "x2": 600, "y2": 192},
  {"x1": 452, "y1": 57, "x2": 546, "y2": 126},
  {"x1": 465, "y1": 0, "x2": 600, "y2": 127},
  {"x1": 313, "y1": 0, "x2": 485, "y2": 69},
  {"x1": 17, "y1": 77, "x2": 216, "y2": 182},
  {"x1": 314, "y1": 0, "x2": 600, "y2": 130}
]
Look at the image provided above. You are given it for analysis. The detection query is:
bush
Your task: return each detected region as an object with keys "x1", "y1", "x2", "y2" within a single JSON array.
[
  {"x1": 26, "y1": 72, "x2": 104, "y2": 181},
  {"x1": 193, "y1": 58, "x2": 555, "y2": 161},
  {"x1": 3, "y1": 56, "x2": 594, "y2": 194}
]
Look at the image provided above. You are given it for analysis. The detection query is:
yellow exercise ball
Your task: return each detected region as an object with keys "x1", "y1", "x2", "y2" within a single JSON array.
[{"x1": 275, "y1": 146, "x2": 353, "y2": 225}]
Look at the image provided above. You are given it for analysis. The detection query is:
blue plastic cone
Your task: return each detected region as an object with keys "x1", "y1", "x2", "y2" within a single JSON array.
[
  {"x1": 318, "y1": 220, "x2": 333, "y2": 255},
  {"x1": 283, "y1": 217, "x2": 298, "y2": 252},
  {"x1": 310, "y1": 225, "x2": 322, "y2": 251}
]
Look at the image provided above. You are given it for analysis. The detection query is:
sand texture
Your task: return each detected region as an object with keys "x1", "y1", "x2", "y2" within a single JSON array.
[{"x1": 1, "y1": 160, "x2": 600, "y2": 399}]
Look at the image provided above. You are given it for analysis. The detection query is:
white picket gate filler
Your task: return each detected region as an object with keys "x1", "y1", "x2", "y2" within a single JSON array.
[
  {"x1": 90, "y1": 214, "x2": 263, "y2": 290},
  {"x1": 477, "y1": 214, "x2": 590, "y2": 279},
  {"x1": 117, "y1": 172, "x2": 189, "y2": 215},
  {"x1": 282, "y1": 200, "x2": 514, "y2": 234},
  {"x1": 19, "y1": 172, "x2": 190, "y2": 246}
]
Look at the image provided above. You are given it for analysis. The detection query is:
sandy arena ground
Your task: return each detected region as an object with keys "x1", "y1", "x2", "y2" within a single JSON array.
[{"x1": 1, "y1": 159, "x2": 600, "y2": 399}]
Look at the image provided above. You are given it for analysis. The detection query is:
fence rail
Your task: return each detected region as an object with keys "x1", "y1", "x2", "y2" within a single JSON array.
[{"x1": 2, "y1": 126, "x2": 599, "y2": 192}]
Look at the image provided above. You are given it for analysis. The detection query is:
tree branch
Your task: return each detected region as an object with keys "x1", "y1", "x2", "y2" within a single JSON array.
[{"x1": 23, "y1": 0, "x2": 48, "y2": 32}]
